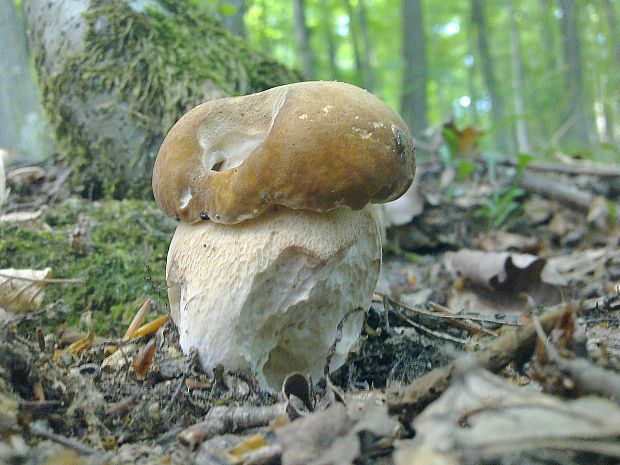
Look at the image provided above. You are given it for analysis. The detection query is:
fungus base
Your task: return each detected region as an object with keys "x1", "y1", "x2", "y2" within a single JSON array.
[{"x1": 166, "y1": 206, "x2": 382, "y2": 390}]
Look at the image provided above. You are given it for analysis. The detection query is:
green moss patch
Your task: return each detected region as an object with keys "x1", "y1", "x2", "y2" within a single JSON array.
[
  {"x1": 0, "y1": 199, "x2": 174, "y2": 335},
  {"x1": 37, "y1": 0, "x2": 301, "y2": 199}
]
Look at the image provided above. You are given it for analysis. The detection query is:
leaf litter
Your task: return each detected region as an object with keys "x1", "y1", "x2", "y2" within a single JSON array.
[{"x1": 0, "y1": 155, "x2": 619, "y2": 464}]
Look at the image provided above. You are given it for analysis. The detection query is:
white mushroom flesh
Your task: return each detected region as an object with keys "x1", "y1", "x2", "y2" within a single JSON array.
[{"x1": 166, "y1": 205, "x2": 382, "y2": 390}]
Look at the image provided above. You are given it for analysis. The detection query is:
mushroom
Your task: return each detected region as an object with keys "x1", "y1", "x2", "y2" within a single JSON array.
[{"x1": 153, "y1": 81, "x2": 415, "y2": 390}]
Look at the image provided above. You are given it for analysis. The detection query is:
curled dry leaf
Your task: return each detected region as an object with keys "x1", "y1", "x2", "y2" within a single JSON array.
[
  {"x1": 275, "y1": 398, "x2": 399, "y2": 465},
  {"x1": 444, "y1": 250, "x2": 562, "y2": 313},
  {"x1": 383, "y1": 181, "x2": 426, "y2": 227},
  {"x1": 394, "y1": 369, "x2": 620, "y2": 465},
  {"x1": 7, "y1": 166, "x2": 45, "y2": 186},
  {"x1": 0, "y1": 267, "x2": 52, "y2": 313},
  {"x1": 0, "y1": 209, "x2": 45, "y2": 224},
  {"x1": 132, "y1": 339, "x2": 156, "y2": 378}
]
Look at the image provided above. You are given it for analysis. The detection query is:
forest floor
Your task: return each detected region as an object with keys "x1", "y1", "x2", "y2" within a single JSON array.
[{"x1": 1, "y1": 154, "x2": 619, "y2": 465}]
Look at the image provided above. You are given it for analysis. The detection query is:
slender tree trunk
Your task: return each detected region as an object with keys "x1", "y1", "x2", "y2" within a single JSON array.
[
  {"x1": 400, "y1": 0, "x2": 428, "y2": 136},
  {"x1": 465, "y1": 26, "x2": 480, "y2": 125},
  {"x1": 293, "y1": 0, "x2": 316, "y2": 79},
  {"x1": 219, "y1": 0, "x2": 246, "y2": 37},
  {"x1": 345, "y1": 0, "x2": 364, "y2": 86},
  {"x1": 321, "y1": 0, "x2": 339, "y2": 79},
  {"x1": 603, "y1": 0, "x2": 618, "y2": 139},
  {"x1": 470, "y1": 0, "x2": 514, "y2": 154},
  {"x1": 357, "y1": 0, "x2": 374, "y2": 91},
  {"x1": 558, "y1": 0, "x2": 590, "y2": 145},
  {"x1": 508, "y1": 5, "x2": 531, "y2": 153},
  {"x1": 0, "y1": 0, "x2": 51, "y2": 162},
  {"x1": 539, "y1": 0, "x2": 559, "y2": 73}
]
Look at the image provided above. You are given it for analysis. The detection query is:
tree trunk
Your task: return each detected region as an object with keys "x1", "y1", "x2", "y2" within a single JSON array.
[
  {"x1": 400, "y1": 0, "x2": 428, "y2": 136},
  {"x1": 345, "y1": 0, "x2": 364, "y2": 87},
  {"x1": 293, "y1": 0, "x2": 316, "y2": 79},
  {"x1": 0, "y1": 0, "x2": 52, "y2": 163},
  {"x1": 218, "y1": 0, "x2": 247, "y2": 37},
  {"x1": 558, "y1": 0, "x2": 590, "y2": 146},
  {"x1": 321, "y1": 0, "x2": 339, "y2": 80},
  {"x1": 357, "y1": 0, "x2": 374, "y2": 91},
  {"x1": 603, "y1": 0, "x2": 618, "y2": 140},
  {"x1": 470, "y1": 0, "x2": 514, "y2": 154},
  {"x1": 24, "y1": 0, "x2": 299, "y2": 198},
  {"x1": 508, "y1": 5, "x2": 531, "y2": 154},
  {"x1": 539, "y1": 0, "x2": 559, "y2": 73}
]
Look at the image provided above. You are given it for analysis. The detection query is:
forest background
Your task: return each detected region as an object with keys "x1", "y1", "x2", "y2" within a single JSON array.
[{"x1": 1, "y1": 0, "x2": 618, "y2": 166}]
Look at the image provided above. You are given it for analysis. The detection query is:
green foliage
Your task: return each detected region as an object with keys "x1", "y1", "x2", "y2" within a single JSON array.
[
  {"x1": 0, "y1": 199, "x2": 173, "y2": 335},
  {"x1": 474, "y1": 186, "x2": 525, "y2": 228},
  {"x1": 242, "y1": 0, "x2": 617, "y2": 157}
]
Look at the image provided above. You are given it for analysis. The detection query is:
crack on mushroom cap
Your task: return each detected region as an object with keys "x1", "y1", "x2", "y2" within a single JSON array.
[{"x1": 152, "y1": 81, "x2": 415, "y2": 224}]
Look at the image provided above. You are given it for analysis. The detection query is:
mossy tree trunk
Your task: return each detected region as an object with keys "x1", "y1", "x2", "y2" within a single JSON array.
[{"x1": 24, "y1": 0, "x2": 300, "y2": 199}]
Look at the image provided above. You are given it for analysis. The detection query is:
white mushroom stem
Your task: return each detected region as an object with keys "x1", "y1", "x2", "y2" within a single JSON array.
[{"x1": 166, "y1": 205, "x2": 382, "y2": 390}]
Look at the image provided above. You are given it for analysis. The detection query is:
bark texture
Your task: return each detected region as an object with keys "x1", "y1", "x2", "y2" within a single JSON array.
[
  {"x1": 24, "y1": 0, "x2": 300, "y2": 198},
  {"x1": 559, "y1": 0, "x2": 590, "y2": 146},
  {"x1": 400, "y1": 0, "x2": 428, "y2": 136},
  {"x1": 470, "y1": 0, "x2": 514, "y2": 154}
]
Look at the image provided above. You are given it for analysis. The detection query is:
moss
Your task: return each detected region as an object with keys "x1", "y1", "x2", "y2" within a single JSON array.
[
  {"x1": 37, "y1": 0, "x2": 301, "y2": 199},
  {"x1": 0, "y1": 199, "x2": 174, "y2": 335}
]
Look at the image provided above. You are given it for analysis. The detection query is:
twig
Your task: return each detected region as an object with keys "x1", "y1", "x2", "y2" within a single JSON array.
[
  {"x1": 416, "y1": 301, "x2": 498, "y2": 335},
  {"x1": 503, "y1": 159, "x2": 620, "y2": 177},
  {"x1": 384, "y1": 297, "x2": 480, "y2": 346},
  {"x1": 387, "y1": 307, "x2": 566, "y2": 416},
  {"x1": 427, "y1": 301, "x2": 522, "y2": 326},
  {"x1": 178, "y1": 404, "x2": 286, "y2": 449},
  {"x1": 29, "y1": 422, "x2": 102, "y2": 456},
  {"x1": 532, "y1": 315, "x2": 620, "y2": 402},
  {"x1": 518, "y1": 173, "x2": 595, "y2": 210}
]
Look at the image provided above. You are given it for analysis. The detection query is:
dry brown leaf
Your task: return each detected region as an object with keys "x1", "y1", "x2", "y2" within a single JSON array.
[
  {"x1": 444, "y1": 250, "x2": 562, "y2": 313},
  {"x1": 0, "y1": 267, "x2": 52, "y2": 312},
  {"x1": 395, "y1": 369, "x2": 620, "y2": 464},
  {"x1": 225, "y1": 433, "x2": 270, "y2": 464}
]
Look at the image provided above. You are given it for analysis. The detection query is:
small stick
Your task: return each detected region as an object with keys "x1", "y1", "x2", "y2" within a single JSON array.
[
  {"x1": 29, "y1": 422, "x2": 101, "y2": 456},
  {"x1": 178, "y1": 404, "x2": 286, "y2": 449},
  {"x1": 427, "y1": 301, "x2": 522, "y2": 326},
  {"x1": 532, "y1": 315, "x2": 620, "y2": 402},
  {"x1": 385, "y1": 297, "x2": 479, "y2": 346},
  {"x1": 387, "y1": 307, "x2": 565, "y2": 416}
]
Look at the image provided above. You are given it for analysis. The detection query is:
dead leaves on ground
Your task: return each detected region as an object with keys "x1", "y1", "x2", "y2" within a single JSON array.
[{"x1": 395, "y1": 369, "x2": 620, "y2": 465}]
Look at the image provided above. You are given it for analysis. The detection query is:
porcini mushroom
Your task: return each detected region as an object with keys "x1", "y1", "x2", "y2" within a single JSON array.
[{"x1": 153, "y1": 81, "x2": 415, "y2": 390}]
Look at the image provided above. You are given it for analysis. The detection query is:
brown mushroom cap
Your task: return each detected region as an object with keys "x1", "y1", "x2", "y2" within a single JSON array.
[{"x1": 152, "y1": 81, "x2": 415, "y2": 224}]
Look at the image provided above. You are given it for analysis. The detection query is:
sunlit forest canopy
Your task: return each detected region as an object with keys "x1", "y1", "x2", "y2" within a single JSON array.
[{"x1": 236, "y1": 0, "x2": 617, "y2": 160}]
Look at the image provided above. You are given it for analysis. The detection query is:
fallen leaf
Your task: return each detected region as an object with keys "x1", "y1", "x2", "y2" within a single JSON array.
[
  {"x1": 0, "y1": 267, "x2": 52, "y2": 312},
  {"x1": 475, "y1": 231, "x2": 540, "y2": 254},
  {"x1": 444, "y1": 250, "x2": 562, "y2": 313},
  {"x1": 383, "y1": 182, "x2": 426, "y2": 226},
  {"x1": 395, "y1": 369, "x2": 620, "y2": 464},
  {"x1": 0, "y1": 209, "x2": 45, "y2": 223}
]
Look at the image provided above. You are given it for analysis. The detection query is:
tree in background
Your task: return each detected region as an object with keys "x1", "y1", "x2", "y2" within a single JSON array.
[
  {"x1": 508, "y1": 4, "x2": 531, "y2": 154},
  {"x1": 559, "y1": 0, "x2": 591, "y2": 147},
  {"x1": 293, "y1": 0, "x2": 316, "y2": 79},
  {"x1": 0, "y1": 0, "x2": 52, "y2": 163},
  {"x1": 470, "y1": 0, "x2": 514, "y2": 154},
  {"x1": 400, "y1": 0, "x2": 428, "y2": 137}
]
